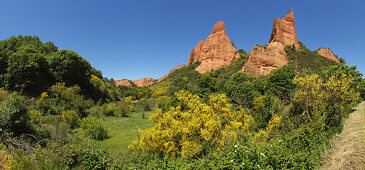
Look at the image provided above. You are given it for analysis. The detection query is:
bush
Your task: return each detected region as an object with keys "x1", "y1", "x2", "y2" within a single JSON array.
[
  {"x1": 291, "y1": 74, "x2": 358, "y2": 132},
  {"x1": 130, "y1": 91, "x2": 254, "y2": 158},
  {"x1": 285, "y1": 43, "x2": 338, "y2": 71},
  {"x1": 251, "y1": 95, "x2": 281, "y2": 130},
  {"x1": 29, "y1": 109, "x2": 42, "y2": 123},
  {"x1": 268, "y1": 65, "x2": 296, "y2": 102},
  {"x1": 0, "y1": 148, "x2": 14, "y2": 170},
  {"x1": 61, "y1": 110, "x2": 79, "y2": 128},
  {"x1": 0, "y1": 93, "x2": 30, "y2": 135},
  {"x1": 80, "y1": 116, "x2": 108, "y2": 141},
  {"x1": 155, "y1": 96, "x2": 178, "y2": 112},
  {"x1": 62, "y1": 135, "x2": 112, "y2": 169},
  {"x1": 38, "y1": 83, "x2": 94, "y2": 116},
  {"x1": 112, "y1": 103, "x2": 130, "y2": 117},
  {"x1": 102, "y1": 103, "x2": 115, "y2": 116}
]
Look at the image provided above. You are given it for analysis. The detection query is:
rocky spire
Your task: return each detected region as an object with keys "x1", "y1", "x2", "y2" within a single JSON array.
[
  {"x1": 241, "y1": 9, "x2": 299, "y2": 76},
  {"x1": 187, "y1": 21, "x2": 240, "y2": 73},
  {"x1": 269, "y1": 9, "x2": 300, "y2": 49}
]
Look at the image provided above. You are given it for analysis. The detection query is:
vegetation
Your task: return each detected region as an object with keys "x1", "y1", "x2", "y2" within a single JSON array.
[
  {"x1": 285, "y1": 42, "x2": 338, "y2": 71},
  {"x1": 0, "y1": 35, "x2": 363, "y2": 169}
]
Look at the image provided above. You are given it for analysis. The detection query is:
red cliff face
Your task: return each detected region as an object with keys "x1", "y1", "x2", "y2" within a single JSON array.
[
  {"x1": 316, "y1": 48, "x2": 340, "y2": 63},
  {"x1": 187, "y1": 21, "x2": 240, "y2": 73},
  {"x1": 132, "y1": 78, "x2": 157, "y2": 87},
  {"x1": 115, "y1": 65, "x2": 185, "y2": 87},
  {"x1": 242, "y1": 9, "x2": 298, "y2": 76},
  {"x1": 114, "y1": 79, "x2": 134, "y2": 86},
  {"x1": 115, "y1": 78, "x2": 156, "y2": 87}
]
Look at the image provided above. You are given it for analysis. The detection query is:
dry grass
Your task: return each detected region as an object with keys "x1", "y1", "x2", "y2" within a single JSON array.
[{"x1": 321, "y1": 102, "x2": 365, "y2": 170}]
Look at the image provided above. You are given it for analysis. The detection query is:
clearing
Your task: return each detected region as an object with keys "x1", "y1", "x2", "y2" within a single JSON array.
[
  {"x1": 100, "y1": 111, "x2": 155, "y2": 154},
  {"x1": 321, "y1": 101, "x2": 365, "y2": 169}
]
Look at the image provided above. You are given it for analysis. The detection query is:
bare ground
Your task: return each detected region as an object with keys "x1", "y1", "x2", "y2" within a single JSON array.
[{"x1": 321, "y1": 101, "x2": 365, "y2": 170}]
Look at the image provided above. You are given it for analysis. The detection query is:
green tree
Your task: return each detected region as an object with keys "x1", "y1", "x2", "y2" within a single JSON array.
[
  {"x1": 5, "y1": 50, "x2": 51, "y2": 95},
  {"x1": 48, "y1": 50, "x2": 92, "y2": 89},
  {"x1": 268, "y1": 65, "x2": 296, "y2": 102}
]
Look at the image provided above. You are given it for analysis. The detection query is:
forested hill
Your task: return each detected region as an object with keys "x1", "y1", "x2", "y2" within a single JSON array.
[{"x1": 0, "y1": 35, "x2": 127, "y2": 101}]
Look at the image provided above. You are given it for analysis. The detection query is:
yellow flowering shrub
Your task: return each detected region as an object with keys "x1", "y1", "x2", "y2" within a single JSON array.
[
  {"x1": 293, "y1": 74, "x2": 358, "y2": 120},
  {"x1": 252, "y1": 114, "x2": 281, "y2": 142},
  {"x1": 152, "y1": 85, "x2": 169, "y2": 97},
  {"x1": 0, "y1": 88, "x2": 8, "y2": 101},
  {"x1": 30, "y1": 109, "x2": 42, "y2": 123},
  {"x1": 123, "y1": 96, "x2": 134, "y2": 111},
  {"x1": 37, "y1": 92, "x2": 48, "y2": 104},
  {"x1": 130, "y1": 91, "x2": 253, "y2": 158},
  {"x1": 62, "y1": 110, "x2": 79, "y2": 127},
  {"x1": 0, "y1": 149, "x2": 13, "y2": 170}
]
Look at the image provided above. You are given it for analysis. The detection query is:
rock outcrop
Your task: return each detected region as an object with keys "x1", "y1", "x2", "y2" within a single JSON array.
[
  {"x1": 269, "y1": 9, "x2": 300, "y2": 49},
  {"x1": 132, "y1": 78, "x2": 157, "y2": 87},
  {"x1": 115, "y1": 78, "x2": 156, "y2": 87},
  {"x1": 242, "y1": 42, "x2": 288, "y2": 76},
  {"x1": 114, "y1": 79, "x2": 134, "y2": 86},
  {"x1": 241, "y1": 9, "x2": 298, "y2": 76},
  {"x1": 115, "y1": 65, "x2": 185, "y2": 87},
  {"x1": 316, "y1": 48, "x2": 340, "y2": 63},
  {"x1": 157, "y1": 64, "x2": 185, "y2": 82},
  {"x1": 187, "y1": 21, "x2": 240, "y2": 73}
]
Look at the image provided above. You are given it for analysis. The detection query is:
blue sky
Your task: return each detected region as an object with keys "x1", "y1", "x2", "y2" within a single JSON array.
[{"x1": 0, "y1": 0, "x2": 364, "y2": 80}]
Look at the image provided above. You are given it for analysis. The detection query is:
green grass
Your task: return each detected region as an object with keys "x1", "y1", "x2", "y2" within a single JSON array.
[{"x1": 99, "y1": 111, "x2": 155, "y2": 154}]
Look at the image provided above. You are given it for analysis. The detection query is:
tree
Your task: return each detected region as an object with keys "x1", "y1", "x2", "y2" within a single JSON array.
[
  {"x1": 268, "y1": 65, "x2": 296, "y2": 102},
  {"x1": 48, "y1": 50, "x2": 92, "y2": 89},
  {"x1": 5, "y1": 50, "x2": 51, "y2": 95}
]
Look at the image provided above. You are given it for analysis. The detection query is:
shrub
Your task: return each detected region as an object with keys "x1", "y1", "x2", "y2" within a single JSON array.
[
  {"x1": 267, "y1": 65, "x2": 296, "y2": 102},
  {"x1": 39, "y1": 83, "x2": 94, "y2": 116},
  {"x1": 0, "y1": 93, "x2": 30, "y2": 135},
  {"x1": 251, "y1": 95, "x2": 281, "y2": 130},
  {"x1": 155, "y1": 96, "x2": 178, "y2": 112},
  {"x1": 130, "y1": 91, "x2": 254, "y2": 158},
  {"x1": 29, "y1": 109, "x2": 42, "y2": 123},
  {"x1": 61, "y1": 110, "x2": 79, "y2": 128},
  {"x1": 292, "y1": 73, "x2": 358, "y2": 132},
  {"x1": 114, "y1": 103, "x2": 130, "y2": 117},
  {"x1": 102, "y1": 103, "x2": 115, "y2": 116},
  {"x1": 224, "y1": 80, "x2": 261, "y2": 107},
  {"x1": 80, "y1": 116, "x2": 108, "y2": 141},
  {"x1": 11, "y1": 146, "x2": 62, "y2": 169},
  {"x1": 62, "y1": 135, "x2": 112, "y2": 169},
  {"x1": 0, "y1": 148, "x2": 14, "y2": 170},
  {"x1": 285, "y1": 43, "x2": 338, "y2": 71}
]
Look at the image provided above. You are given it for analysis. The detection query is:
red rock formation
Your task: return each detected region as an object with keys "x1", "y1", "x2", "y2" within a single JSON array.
[
  {"x1": 157, "y1": 64, "x2": 185, "y2": 82},
  {"x1": 115, "y1": 77, "x2": 156, "y2": 87},
  {"x1": 269, "y1": 9, "x2": 300, "y2": 49},
  {"x1": 115, "y1": 65, "x2": 185, "y2": 87},
  {"x1": 132, "y1": 78, "x2": 157, "y2": 87},
  {"x1": 242, "y1": 9, "x2": 298, "y2": 76},
  {"x1": 115, "y1": 79, "x2": 134, "y2": 86},
  {"x1": 242, "y1": 42, "x2": 288, "y2": 76},
  {"x1": 187, "y1": 21, "x2": 240, "y2": 73},
  {"x1": 316, "y1": 48, "x2": 340, "y2": 63}
]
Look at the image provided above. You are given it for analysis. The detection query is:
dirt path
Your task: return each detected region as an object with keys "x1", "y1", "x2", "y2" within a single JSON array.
[{"x1": 321, "y1": 101, "x2": 365, "y2": 170}]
